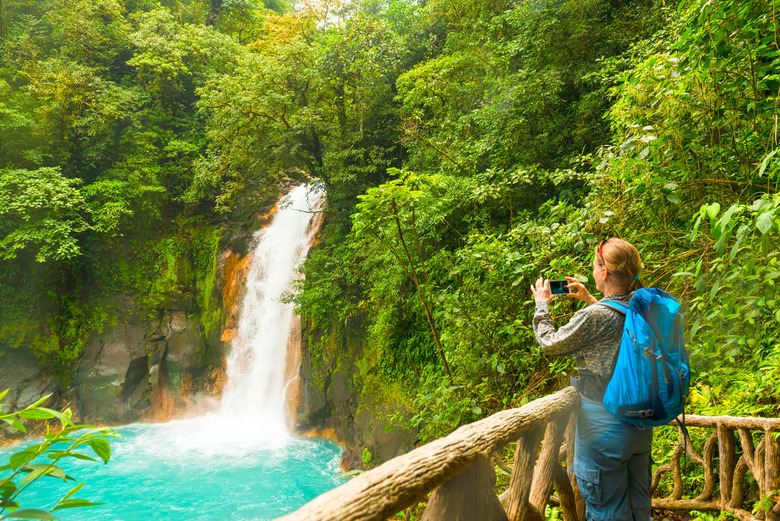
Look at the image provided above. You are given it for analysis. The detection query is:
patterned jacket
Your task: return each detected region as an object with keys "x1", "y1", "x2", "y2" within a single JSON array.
[{"x1": 533, "y1": 294, "x2": 631, "y2": 399}]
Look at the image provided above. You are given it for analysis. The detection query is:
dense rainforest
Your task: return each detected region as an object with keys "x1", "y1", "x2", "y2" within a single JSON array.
[{"x1": 1, "y1": 0, "x2": 779, "y2": 505}]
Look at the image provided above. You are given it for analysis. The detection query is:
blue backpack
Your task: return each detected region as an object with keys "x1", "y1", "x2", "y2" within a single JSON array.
[{"x1": 597, "y1": 288, "x2": 690, "y2": 428}]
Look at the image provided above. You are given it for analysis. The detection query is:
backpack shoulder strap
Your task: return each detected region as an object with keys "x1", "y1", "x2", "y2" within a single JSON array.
[{"x1": 594, "y1": 300, "x2": 628, "y2": 315}]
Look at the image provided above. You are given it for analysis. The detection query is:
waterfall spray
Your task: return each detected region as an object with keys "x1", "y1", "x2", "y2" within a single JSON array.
[{"x1": 220, "y1": 184, "x2": 325, "y2": 435}]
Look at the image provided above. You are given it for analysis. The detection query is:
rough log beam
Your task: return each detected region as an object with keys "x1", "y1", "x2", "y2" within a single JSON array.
[
  {"x1": 719, "y1": 423, "x2": 737, "y2": 506},
  {"x1": 564, "y1": 412, "x2": 585, "y2": 521},
  {"x1": 420, "y1": 454, "x2": 508, "y2": 521},
  {"x1": 694, "y1": 431, "x2": 718, "y2": 502},
  {"x1": 653, "y1": 499, "x2": 755, "y2": 521},
  {"x1": 766, "y1": 428, "x2": 780, "y2": 521},
  {"x1": 529, "y1": 414, "x2": 567, "y2": 513},
  {"x1": 276, "y1": 387, "x2": 579, "y2": 521},
  {"x1": 678, "y1": 416, "x2": 780, "y2": 431},
  {"x1": 551, "y1": 459, "x2": 578, "y2": 521}
]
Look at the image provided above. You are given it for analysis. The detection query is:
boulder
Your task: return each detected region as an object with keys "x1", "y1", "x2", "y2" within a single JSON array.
[
  {"x1": 74, "y1": 318, "x2": 147, "y2": 423},
  {"x1": 0, "y1": 347, "x2": 58, "y2": 443},
  {"x1": 0, "y1": 346, "x2": 57, "y2": 410},
  {"x1": 72, "y1": 297, "x2": 217, "y2": 424}
]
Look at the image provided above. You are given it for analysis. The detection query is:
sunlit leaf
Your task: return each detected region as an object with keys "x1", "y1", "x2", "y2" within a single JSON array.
[
  {"x1": 19, "y1": 464, "x2": 69, "y2": 487},
  {"x1": 16, "y1": 410, "x2": 56, "y2": 420},
  {"x1": 9, "y1": 452, "x2": 37, "y2": 471},
  {"x1": 82, "y1": 438, "x2": 111, "y2": 463},
  {"x1": 60, "y1": 482, "x2": 83, "y2": 501},
  {"x1": 706, "y1": 203, "x2": 721, "y2": 220},
  {"x1": 0, "y1": 509, "x2": 58, "y2": 520},
  {"x1": 2, "y1": 417, "x2": 27, "y2": 433},
  {"x1": 756, "y1": 211, "x2": 775, "y2": 234},
  {"x1": 52, "y1": 498, "x2": 103, "y2": 511},
  {"x1": 758, "y1": 149, "x2": 777, "y2": 177},
  {"x1": 47, "y1": 452, "x2": 97, "y2": 463}
]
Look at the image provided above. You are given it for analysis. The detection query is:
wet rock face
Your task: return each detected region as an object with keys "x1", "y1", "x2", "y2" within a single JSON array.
[
  {"x1": 296, "y1": 313, "x2": 419, "y2": 465},
  {"x1": 72, "y1": 300, "x2": 220, "y2": 424},
  {"x1": 0, "y1": 347, "x2": 57, "y2": 443},
  {"x1": 0, "y1": 346, "x2": 57, "y2": 411}
]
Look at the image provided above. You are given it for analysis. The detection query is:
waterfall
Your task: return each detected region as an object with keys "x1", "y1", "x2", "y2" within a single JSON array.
[
  {"x1": 219, "y1": 184, "x2": 325, "y2": 436},
  {"x1": 0, "y1": 184, "x2": 342, "y2": 521}
]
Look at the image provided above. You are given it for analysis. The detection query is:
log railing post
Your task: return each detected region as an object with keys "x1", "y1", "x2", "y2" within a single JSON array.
[
  {"x1": 502, "y1": 426, "x2": 544, "y2": 521},
  {"x1": 719, "y1": 423, "x2": 737, "y2": 506},
  {"x1": 552, "y1": 461, "x2": 578, "y2": 521},
  {"x1": 766, "y1": 428, "x2": 780, "y2": 521},
  {"x1": 421, "y1": 453, "x2": 508, "y2": 521},
  {"x1": 527, "y1": 412, "x2": 567, "y2": 519},
  {"x1": 564, "y1": 411, "x2": 585, "y2": 521}
]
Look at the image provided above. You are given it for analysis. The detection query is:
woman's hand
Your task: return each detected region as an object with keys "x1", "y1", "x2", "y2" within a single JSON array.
[
  {"x1": 531, "y1": 277, "x2": 552, "y2": 304},
  {"x1": 564, "y1": 276, "x2": 597, "y2": 305}
]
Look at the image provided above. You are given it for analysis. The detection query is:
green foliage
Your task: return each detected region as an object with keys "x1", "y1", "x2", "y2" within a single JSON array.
[
  {"x1": 0, "y1": 0, "x2": 242, "y2": 380},
  {"x1": 592, "y1": 0, "x2": 780, "y2": 420},
  {"x1": 294, "y1": 0, "x2": 780, "y2": 455},
  {"x1": 677, "y1": 195, "x2": 780, "y2": 416},
  {"x1": 0, "y1": 169, "x2": 90, "y2": 262},
  {"x1": 192, "y1": 225, "x2": 224, "y2": 339},
  {"x1": 0, "y1": 390, "x2": 117, "y2": 520},
  {"x1": 128, "y1": 8, "x2": 241, "y2": 116}
]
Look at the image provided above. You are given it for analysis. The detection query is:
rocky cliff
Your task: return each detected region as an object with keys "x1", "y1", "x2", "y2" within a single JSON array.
[
  {"x1": 294, "y1": 313, "x2": 419, "y2": 468},
  {"x1": 0, "y1": 236, "x2": 257, "y2": 430}
]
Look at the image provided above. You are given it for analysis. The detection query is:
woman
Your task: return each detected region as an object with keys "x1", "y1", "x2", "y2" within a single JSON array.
[{"x1": 530, "y1": 238, "x2": 652, "y2": 521}]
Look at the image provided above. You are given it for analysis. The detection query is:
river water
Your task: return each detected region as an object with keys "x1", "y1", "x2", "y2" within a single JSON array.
[{"x1": 1, "y1": 184, "x2": 343, "y2": 520}]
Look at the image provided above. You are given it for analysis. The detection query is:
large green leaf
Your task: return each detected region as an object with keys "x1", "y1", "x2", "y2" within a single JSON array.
[
  {"x1": 756, "y1": 211, "x2": 775, "y2": 234},
  {"x1": 30, "y1": 408, "x2": 71, "y2": 426},
  {"x1": 19, "y1": 465, "x2": 70, "y2": 487},
  {"x1": 758, "y1": 149, "x2": 777, "y2": 177},
  {"x1": 46, "y1": 452, "x2": 96, "y2": 463},
  {"x1": 1, "y1": 480, "x2": 18, "y2": 499},
  {"x1": 82, "y1": 439, "x2": 110, "y2": 464},
  {"x1": 8, "y1": 452, "x2": 37, "y2": 472},
  {"x1": 1, "y1": 417, "x2": 26, "y2": 434},
  {"x1": 16, "y1": 410, "x2": 55, "y2": 421},
  {"x1": 59, "y1": 482, "x2": 83, "y2": 502}
]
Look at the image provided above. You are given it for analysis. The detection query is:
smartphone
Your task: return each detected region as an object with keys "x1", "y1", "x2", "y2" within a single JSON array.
[{"x1": 549, "y1": 280, "x2": 570, "y2": 294}]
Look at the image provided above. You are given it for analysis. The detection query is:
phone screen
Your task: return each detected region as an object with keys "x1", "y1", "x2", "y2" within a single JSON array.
[{"x1": 549, "y1": 280, "x2": 570, "y2": 294}]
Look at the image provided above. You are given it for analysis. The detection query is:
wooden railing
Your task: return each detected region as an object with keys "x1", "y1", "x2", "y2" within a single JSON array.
[
  {"x1": 277, "y1": 387, "x2": 780, "y2": 521},
  {"x1": 652, "y1": 415, "x2": 780, "y2": 521}
]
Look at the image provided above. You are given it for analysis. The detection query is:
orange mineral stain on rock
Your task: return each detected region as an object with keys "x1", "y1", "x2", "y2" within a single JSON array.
[
  {"x1": 150, "y1": 384, "x2": 176, "y2": 422},
  {"x1": 221, "y1": 251, "x2": 253, "y2": 337},
  {"x1": 299, "y1": 427, "x2": 342, "y2": 446},
  {"x1": 284, "y1": 315, "x2": 303, "y2": 430}
]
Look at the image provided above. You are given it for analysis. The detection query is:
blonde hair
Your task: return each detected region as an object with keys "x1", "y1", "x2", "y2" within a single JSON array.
[{"x1": 596, "y1": 238, "x2": 644, "y2": 293}]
